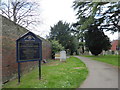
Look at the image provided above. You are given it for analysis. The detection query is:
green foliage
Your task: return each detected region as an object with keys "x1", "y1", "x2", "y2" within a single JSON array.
[
  {"x1": 73, "y1": 2, "x2": 120, "y2": 32},
  {"x1": 85, "y1": 27, "x2": 111, "y2": 56},
  {"x1": 85, "y1": 55, "x2": 119, "y2": 67},
  {"x1": 3, "y1": 57, "x2": 88, "y2": 88},
  {"x1": 79, "y1": 42, "x2": 85, "y2": 46},
  {"x1": 66, "y1": 36, "x2": 79, "y2": 55},
  {"x1": 51, "y1": 40, "x2": 64, "y2": 53},
  {"x1": 50, "y1": 39, "x2": 64, "y2": 59},
  {"x1": 49, "y1": 21, "x2": 71, "y2": 41},
  {"x1": 49, "y1": 21, "x2": 79, "y2": 55},
  {"x1": 72, "y1": 2, "x2": 118, "y2": 54}
]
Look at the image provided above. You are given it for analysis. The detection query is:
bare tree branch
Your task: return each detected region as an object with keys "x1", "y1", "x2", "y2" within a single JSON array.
[{"x1": 1, "y1": 0, "x2": 40, "y2": 28}]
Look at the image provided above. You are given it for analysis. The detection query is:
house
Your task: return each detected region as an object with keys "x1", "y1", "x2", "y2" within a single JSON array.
[{"x1": 110, "y1": 40, "x2": 119, "y2": 54}]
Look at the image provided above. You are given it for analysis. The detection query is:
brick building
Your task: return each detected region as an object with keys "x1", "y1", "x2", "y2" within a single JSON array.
[
  {"x1": 0, "y1": 15, "x2": 52, "y2": 83},
  {"x1": 111, "y1": 40, "x2": 119, "y2": 54}
]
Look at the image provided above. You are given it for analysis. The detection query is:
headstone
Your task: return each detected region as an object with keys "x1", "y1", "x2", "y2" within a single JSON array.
[
  {"x1": 60, "y1": 51, "x2": 66, "y2": 62},
  {"x1": 73, "y1": 52, "x2": 76, "y2": 55},
  {"x1": 89, "y1": 51, "x2": 92, "y2": 55},
  {"x1": 115, "y1": 51, "x2": 118, "y2": 55},
  {"x1": 106, "y1": 51, "x2": 109, "y2": 55},
  {"x1": 102, "y1": 50, "x2": 105, "y2": 55},
  {"x1": 55, "y1": 53, "x2": 60, "y2": 60}
]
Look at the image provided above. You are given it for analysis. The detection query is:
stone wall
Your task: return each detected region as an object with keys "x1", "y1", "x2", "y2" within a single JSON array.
[
  {"x1": 0, "y1": 14, "x2": 2, "y2": 89},
  {"x1": 1, "y1": 15, "x2": 51, "y2": 83}
]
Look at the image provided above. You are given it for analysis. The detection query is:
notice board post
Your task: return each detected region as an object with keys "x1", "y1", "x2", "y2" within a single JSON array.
[
  {"x1": 16, "y1": 32, "x2": 42, "y2": 83},
  {"x1": 18, "y1": 63, "x2": 20, "y2": 83}
]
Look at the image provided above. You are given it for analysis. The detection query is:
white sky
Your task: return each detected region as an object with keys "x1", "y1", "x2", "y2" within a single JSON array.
[
  {"x1": 31, "y1": 0, "x2": 118, "y2": 41},
  {"x1": 2, "y1": 0, "x2": 118, "y2": 41},
  {"x1": 32, "y1": 0, "x2": 77, "y2": 38}
]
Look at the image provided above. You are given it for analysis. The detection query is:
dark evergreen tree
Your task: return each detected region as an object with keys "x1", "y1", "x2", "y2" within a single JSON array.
[
  {"x1": 72, "y1": 2, "x2": 118, "y2": 55},
  {"x1": 85, "y1": 26, "x2": 111, "y2": 56},
  {"x1": 49, "y1": 21, "x2": 79, "y2": 55}
]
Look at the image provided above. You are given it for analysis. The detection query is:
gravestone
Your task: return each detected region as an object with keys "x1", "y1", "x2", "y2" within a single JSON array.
[
  {"x1": 102, "y1": 50, "x2": 106, "y2": 55},
  {"x1": 60, "y1": 51, "x2": 66, "y2": 62},
  {"x1": 89, "y1": 51, "x2": 92, "y2": 55},
  {"x1": 55, "y1": 53, "x2": 60, "y2": 60}
]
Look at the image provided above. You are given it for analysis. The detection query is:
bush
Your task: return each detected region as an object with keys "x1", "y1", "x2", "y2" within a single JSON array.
[{"x1": 50, "y1": 40, "x2": 64, "y2": 59}]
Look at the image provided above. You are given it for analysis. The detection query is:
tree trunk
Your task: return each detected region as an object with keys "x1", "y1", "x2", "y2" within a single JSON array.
[{"x1": 81, "y1": 37, "x2": 84, "y2": 54}]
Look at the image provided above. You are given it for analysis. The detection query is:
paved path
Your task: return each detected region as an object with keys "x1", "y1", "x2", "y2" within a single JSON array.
[{"x1": 75, "y1": 56, "x2": 119, "y2": 88}]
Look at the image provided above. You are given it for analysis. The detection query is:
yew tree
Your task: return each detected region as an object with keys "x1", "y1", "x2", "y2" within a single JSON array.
[
  {"x1": 85, "y1": 26, "x2": 111, "y2": 56},
  {"x1": 49, "y1": 21, "x2": 79, "y2": 55}
]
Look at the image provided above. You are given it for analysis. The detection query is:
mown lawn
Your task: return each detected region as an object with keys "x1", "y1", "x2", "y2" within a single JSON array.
[
  {"x1": 3, "y1": 57, "x2": 88, "y2": 88},
  {"x1": 85, "y1": 55, "x2": 119, "y2": 67}
]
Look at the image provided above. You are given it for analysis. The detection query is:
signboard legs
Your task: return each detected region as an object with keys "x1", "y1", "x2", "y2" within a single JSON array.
[
  {"x1": 17, "y1": 61, "x2": 41, "y2": 83},
  {"x1": 39, "y1": 60, "x2": 41, "y2": 80},
  {"x1": 18, "y1": 63, "x2": 21, "y2": 83}
]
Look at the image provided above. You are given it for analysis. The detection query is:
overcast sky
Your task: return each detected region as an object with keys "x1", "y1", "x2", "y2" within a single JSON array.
[
  {"x1": 31, "y1": 0, "x2": 118, "y2": 41},
  {"x1": 1, "y1": 0, "x2": 112, "y2": 41},
  {"x1": 32, "y1": 0, "x2": 77, "y2": 37}
]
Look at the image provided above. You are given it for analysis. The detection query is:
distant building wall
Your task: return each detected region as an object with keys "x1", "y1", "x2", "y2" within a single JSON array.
[
  {"x1": 111, "y1": 40, "x2": 118, "y2": 51},
  {"x1": 1, "y1": 15, "x2": 51, "y2": 83},
  {"x1": 110, "y1": 40, "x2": 119, "y2": 55}
]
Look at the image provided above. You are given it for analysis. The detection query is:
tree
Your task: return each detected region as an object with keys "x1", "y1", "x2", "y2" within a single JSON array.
[
  {"x1": 72, "y1": 2, "x2": 119, "y2": 55},
  {"x1": 66, "y1": 36, "x2": 79, "y2": 55},
  {"x1": 1, "y1": 0, "x2": 40, "y2": 28},
  {"x1": 50, "y1": 40, "x2": 64, "y2": 59},
  {"x1": 49, "y1": 21, "x2": 71, "y2": 44},
  {"x1": 49, "y1": 21, "x2": 79, "y2": 55},
  {"x1": 78, "y1": 42, "x2": 85, "y2": 54},
  {"x1": 85, "y1": 26, "x2": 111, "y2": 56},
  {"x1": 72, "y1": 24, "x2": 85, "y2": 54},
  {"x1": 73, "y1": 2, "x2": 120, "y2": 32}
]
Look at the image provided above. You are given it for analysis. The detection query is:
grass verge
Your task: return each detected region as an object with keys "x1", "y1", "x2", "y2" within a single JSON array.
[
  {"x1": 84, "y1": 55, "x2": 119, "y2": 67},
  {"x1": 3, "y1": 57, "x2": 88, "y2": 88}
]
